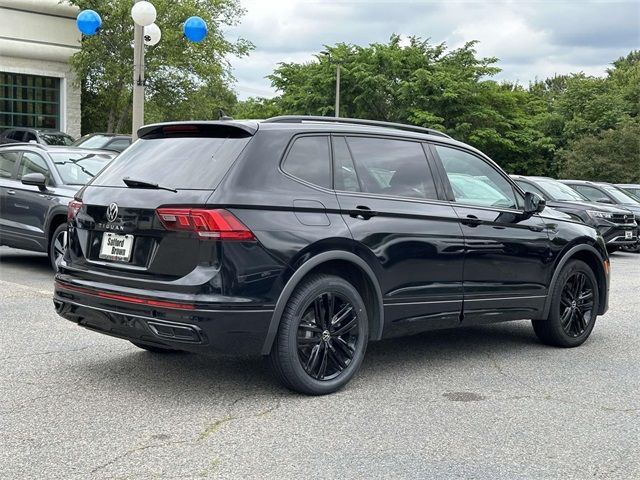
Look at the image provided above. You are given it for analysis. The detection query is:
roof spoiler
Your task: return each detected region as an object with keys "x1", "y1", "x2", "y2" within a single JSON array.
[{"x1": 138, "y1": 121, "x2": 259, "y2": 139}]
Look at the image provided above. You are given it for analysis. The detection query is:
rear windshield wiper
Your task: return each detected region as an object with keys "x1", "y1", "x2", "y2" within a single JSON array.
[{"x1": 123, "y1": 177, "x2": 177, "y2": 193}]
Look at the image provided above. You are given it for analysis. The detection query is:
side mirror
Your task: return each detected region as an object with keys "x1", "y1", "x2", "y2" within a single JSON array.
[
  {"x1": 21, "y1": 172, "x2": 48, "y2": 191},
  {"x1": 524, "y1": 191, "x2": 546, "y2": 214},
  {"x1": 597, "y1": 197, "x2": 614, "y2": 204}
]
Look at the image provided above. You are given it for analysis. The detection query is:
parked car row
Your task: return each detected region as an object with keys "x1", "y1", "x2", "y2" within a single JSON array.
[
  {"x1": 511, "y1": 176, "x2": 640, "y2": 253},
  {"x1": 1, "y1": 128, "x2": 132, "y2": 153},
  {"x1": 0, "y1": 143, "x2": 117, "y2": 269}
]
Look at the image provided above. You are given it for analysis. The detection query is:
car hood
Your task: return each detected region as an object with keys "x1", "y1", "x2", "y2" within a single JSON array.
[{"x1": 546, "y1": 199, "x2": 632, "y2": 214}]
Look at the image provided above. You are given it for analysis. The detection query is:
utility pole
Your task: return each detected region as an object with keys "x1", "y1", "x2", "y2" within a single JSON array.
[
  {"x1": 131, "y1": 0, "x2": 145, "y2": 141},
  {"x1": 335, "y1": 64, "x2": 341, "y2": 118}
]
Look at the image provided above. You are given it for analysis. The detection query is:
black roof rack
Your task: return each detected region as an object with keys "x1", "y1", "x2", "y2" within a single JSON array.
[
  {"x1": 263, "y1": 116, "x2": 451, "y2": 139},
  {"x1": 0, "y1": 142, "x2": 48, "y2": 150}
]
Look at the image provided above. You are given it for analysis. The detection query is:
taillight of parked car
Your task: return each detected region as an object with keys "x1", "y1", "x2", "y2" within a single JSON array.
[
  {"x1": 68, "y1": 200, "x2": 82, "y2": 221},
  {"x1": 156, "y1": 208, "x2": 255, "y2": 241}
]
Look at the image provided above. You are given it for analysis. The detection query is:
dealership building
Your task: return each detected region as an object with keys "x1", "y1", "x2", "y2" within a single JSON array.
[{"x1": 0, "y1": 0, "x2": 81, "y2": 138}]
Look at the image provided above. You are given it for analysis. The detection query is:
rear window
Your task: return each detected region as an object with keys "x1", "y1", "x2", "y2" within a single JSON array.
[{"x1": 92, "y1": 135, "x2": 251, "y2": 190}]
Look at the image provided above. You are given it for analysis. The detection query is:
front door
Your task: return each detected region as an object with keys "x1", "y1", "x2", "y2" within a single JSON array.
[
  {"x1": 332, "y1": 135, "x2": 465, "y2": 337},
  {"x1": 430, "y1": 143, "x2": 551, "y2": 323},
  {"x1": 4, "y1": 151, "x2": 53, "y2": 250}
]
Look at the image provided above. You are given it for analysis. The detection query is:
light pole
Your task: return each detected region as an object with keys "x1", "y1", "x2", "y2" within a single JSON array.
[
  {"x1": 76, "y1": 3, "x2": 209, "y2": 139},
  {"x1": 321, "y1": 51, "x2": 342, "y2": 118},
  {"x1": 334, "y1": 63, "x2": 341, "y2": 118},
  {"x1": 131, "y1": 1, "x2": 155, "y2": 141}
]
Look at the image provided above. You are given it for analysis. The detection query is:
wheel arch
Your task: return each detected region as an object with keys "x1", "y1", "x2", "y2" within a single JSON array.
[
  {"x1": 261, "y1": 250, "x2": 384, "y2": 355},
  {"x1": 542, "y1": 244, "x2": 608, "y2": 318},
  {"x1": 46, "y1": 211, "x2": 68, "y2": 246}
]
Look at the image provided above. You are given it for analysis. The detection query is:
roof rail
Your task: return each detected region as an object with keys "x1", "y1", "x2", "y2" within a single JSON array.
[
  {"x1": 263, "y1": 115, "x2": 452, "y2": 139},
  {"x1": 0, "y1": 142, "x2": 48, "y2": 150}
]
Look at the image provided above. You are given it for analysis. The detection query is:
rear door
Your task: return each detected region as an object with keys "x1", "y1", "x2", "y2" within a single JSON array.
[
  {"x1": 430, "y1": 143, "x2": 551, "y2": 323},
  {"x1": 333, "y1": 135, "x2": 464, "y2": 336}
]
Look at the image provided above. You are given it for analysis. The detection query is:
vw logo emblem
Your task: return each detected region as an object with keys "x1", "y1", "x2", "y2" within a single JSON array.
[{"x1": 106, "y1": 203, "x2": 118, "y2": 223}]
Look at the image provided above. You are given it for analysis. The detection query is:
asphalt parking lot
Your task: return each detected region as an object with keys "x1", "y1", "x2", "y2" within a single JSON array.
[{"x1": 1, "y1": 247, "x2": 638, "y2": 479}]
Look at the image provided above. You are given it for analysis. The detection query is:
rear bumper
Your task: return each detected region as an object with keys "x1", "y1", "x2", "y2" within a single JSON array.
[{"x1": 53, "y1": 281, "x2": 274, "y2": 355}]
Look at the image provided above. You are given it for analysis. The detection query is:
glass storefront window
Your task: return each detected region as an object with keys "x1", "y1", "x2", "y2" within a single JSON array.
[{"x1": 0, "y1": 72, "x2": 60, "y2": 130}]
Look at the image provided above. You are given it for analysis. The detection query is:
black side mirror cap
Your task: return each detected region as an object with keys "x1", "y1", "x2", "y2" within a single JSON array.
[
  {"x1": 21, "y1": 172, "x2": 48, "y2": 190},
  {"x1": 524, "y1": 191, "x2": 546, "y2": 214}
]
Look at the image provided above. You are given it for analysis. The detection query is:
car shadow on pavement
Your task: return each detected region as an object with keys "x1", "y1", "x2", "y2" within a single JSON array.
[
  {"x1": 0, "y1": 250, "x2": 51, "y2": 273},
  {"x1": 76, "y1": 320, "x2": 543, "y2": 399}
]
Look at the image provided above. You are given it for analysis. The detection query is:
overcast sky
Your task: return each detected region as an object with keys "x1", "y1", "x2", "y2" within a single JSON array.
[{"x1": 225, "y1": 0, "x2": 639, "y2": 99}]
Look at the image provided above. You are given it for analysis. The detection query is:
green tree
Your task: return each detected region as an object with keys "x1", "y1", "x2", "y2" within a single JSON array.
[
  {"x1": 267, "y1": 36, "x2": 554, "y2": 174},
  {"x1": 69, "y1": 0, "x2": 252, "y2": 134},
  {"x1": 561, "y1": 118, "x2": 640, "y2": 183}
]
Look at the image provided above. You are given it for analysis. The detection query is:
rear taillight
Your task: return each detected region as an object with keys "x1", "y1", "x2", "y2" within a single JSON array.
[
  {"x1": 156, "y1": 208, "x2": 255, "y2": 241},
  {"x1": 68, "y1": 200, "x2": 82, "y2": 221}
]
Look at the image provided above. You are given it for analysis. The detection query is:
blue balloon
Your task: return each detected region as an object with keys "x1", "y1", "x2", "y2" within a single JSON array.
[
  {"x1": 183, "y1": 16, "x2": 208, "y2": 42},
  {"x1": 76, "y1": 10, "x2": 102, "y2": 36}
]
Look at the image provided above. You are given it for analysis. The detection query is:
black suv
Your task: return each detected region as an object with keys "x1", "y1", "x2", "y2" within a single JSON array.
[
  {"x1": 512, "y1": 176, "x2": 638, "y2": 252},
  {"x1": 0, "y1": 128, "x2": 75, "y2": 146},
  {"x1": 54, "y1": 117, "x2": 610, "y2": 395},
  {"x1": 0, "y1": 144, "x2": 116, "y2": 269}
]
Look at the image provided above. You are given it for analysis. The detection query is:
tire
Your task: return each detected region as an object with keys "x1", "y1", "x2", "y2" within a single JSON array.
[
  {"x1": 269, "y1": 274, "x2": 369, "y2": 395},
  {"x1": 49, "y1": 223, "x2": 68, "y2": 272},
  {"x1": 532, "y1": 260, "x2": 599, "y2": 348},
  {"x1": 130, "y1": 341, "x2": 180, "y2": 353}
]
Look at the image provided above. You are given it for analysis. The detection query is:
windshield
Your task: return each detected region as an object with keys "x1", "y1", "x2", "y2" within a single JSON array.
[
  {"x1": 92, "y1": 135, "x2": 252, "y2": 190},
  {"x1": 73, "y1": 135, "x2": 111, "y2": 148},
  {"x1": 536, "y1": 179, "x2": 588, "y2": 202},
  {"x1": 51, "y1": 152, "x2": 116, "y2": 185},
  {"x1": 41, "y1": 133, "x2": 75, "y2": 146},
  {"x1": 602, "y1": 185, "x2": 640, "y2": 204}
]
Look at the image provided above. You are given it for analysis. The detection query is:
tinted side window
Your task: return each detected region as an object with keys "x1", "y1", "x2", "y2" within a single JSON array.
[
  {"x1": 107, "y1": 139, "x2": 130, "y2": 151},
  {"x1": 19, "y1": 152, "x2": 50, "y2": 181},
  {"x1": 515, "y1": 180, "x2": 547, "y2": 200},
  {"x1": 0, "y1": 151, "x2": 20, "y2": 178},
  {"x1": 282, "y1": 136, "x2": 331, "y2": 189},
  {"x1": 435, "y1": 145, "x2": 518, "y2": 209},
  {"x1": 333, "y1": 136, "x2": 360, "y2": 192},
  {"x1": 574, "y1": 185, "x2": 609, "y2": 202},
  {"x1": 23, "y1": 131, "x2": 37, "y2": 143},
  {"x1": 345, "y1": 137, "x2": 437, "y2": 199}
]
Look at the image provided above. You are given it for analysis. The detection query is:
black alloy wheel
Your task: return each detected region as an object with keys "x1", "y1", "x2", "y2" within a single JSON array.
[
  {"x1": 532, "y1": 259, "x2": 599, "y2": 347},
  {"x1": 269, "y1": 274, "x2": 369, "y2": 395},
  {"x1": 49, "y1": 223, "x2": 68, "y2": 271},
  {"x1": 296, "y1": 291, "x2": 359, "y2": 381},
  {"x1": 558, "y1": 272, "x2": 595, "y2": 337}
]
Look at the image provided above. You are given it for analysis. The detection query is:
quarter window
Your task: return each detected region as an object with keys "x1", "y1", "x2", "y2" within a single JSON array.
[
  {"x1": 345, "y1": 137, "x2": 437, "y2": 199},
  {"x1": 282, "y1": 136, "x2": 331, "y2": 189},
  {"x1": 435, "y1": 145, "x2": 518, "y2": 209}
]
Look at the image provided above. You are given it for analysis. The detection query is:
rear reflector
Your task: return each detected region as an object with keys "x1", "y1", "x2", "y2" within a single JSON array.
[
  {"x1": 55, "y1": 281, "x2": 195, "y2": 310},
  {"x1": 156, "y1": 208, "x2": 255, "y2": 241}
]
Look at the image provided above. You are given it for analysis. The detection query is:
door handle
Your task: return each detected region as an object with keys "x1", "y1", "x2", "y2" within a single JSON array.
[
  {"x1": 461, "y1": 215, "x2": 481, "y2": 227},
  {"x1": 14, "y1": 203, "x2": 29, "y2": 209},
  {"x1": 7, "y1": 189, "x2": 16, "y2": 195},
  {"x1": 349, "y1": 205, "x2": 377, "y2": 220}
]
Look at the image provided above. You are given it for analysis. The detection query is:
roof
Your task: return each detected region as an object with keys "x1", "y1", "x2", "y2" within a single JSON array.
[{"x1": 0, "y1": 143, "x2": 116, "y2": 155}]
